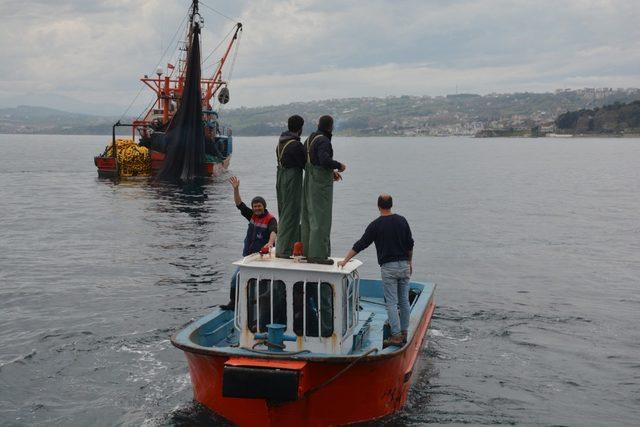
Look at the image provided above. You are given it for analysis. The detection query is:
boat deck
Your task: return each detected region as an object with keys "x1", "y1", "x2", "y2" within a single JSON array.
[{"x1": 175, "y1": 279, "x2": 435, "y2": 358}]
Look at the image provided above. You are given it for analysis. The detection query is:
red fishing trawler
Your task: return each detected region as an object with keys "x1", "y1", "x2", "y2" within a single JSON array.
[{"x1": 94, "y1": 0, "x2": 242, "y2": 178}]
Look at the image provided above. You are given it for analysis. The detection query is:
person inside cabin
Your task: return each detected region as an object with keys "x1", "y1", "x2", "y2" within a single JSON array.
[
  {"x1": 219, "y1": 176, "x2": 278, "y2": 310},
  {"x1": 204, "y1": 114, "x2": 222, "y2": 159},
  {"x1": 204, "y1": 122, "x2": 226, "y2": 159},
  {"x1": 300, "y1": 115, "x2": 346, "y2": 264},
  {"x1": 275, "y1": 115, "x2": 306, "y2": 258},
  {"x1": 208, "y1": 111, "x2": 220, "y2": 135},
  {"x1": 337, "y1": 194, "x2": 414, "y2": 347}
]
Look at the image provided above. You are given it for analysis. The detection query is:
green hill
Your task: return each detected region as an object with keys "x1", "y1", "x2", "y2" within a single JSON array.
[{"x1": 555, "y1": 101, "x2": 640, "y2": 135}]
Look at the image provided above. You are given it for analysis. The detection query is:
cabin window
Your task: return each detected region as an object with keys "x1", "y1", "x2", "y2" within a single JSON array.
[
  {"x1": 341, "y1": 275, "x2": 356, "y2": 336},
  {"x1": 247, "y1": 279, "x2": 286, "y2": 333},
  {"x1": 219, "y1": 139, "x2": 229, "y2": 156},
  {"x1": 293, "y1": 281, "x2": 333, "y2": 337}
]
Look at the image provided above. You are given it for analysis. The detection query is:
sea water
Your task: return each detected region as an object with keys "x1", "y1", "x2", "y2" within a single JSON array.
[{"x1": 1, "y1": 135, "x2": 639, "y2": 425}]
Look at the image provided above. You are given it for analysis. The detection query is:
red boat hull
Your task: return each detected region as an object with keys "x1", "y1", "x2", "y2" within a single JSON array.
[
  {"x1": 149, "y1": 150, "x2": 230, "y2": 177},
  {"x1": 94, "y1": 156, "x2": 117, "y2": 178},
  {"x1": 94, "y1": 152, "x2": 230, "y2": 178},
  {"x1": 182, "y1": 300, "x2": 435, "y2": 427}
]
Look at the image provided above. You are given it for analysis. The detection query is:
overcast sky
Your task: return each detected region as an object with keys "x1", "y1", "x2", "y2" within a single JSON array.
[{"x1": 1, "y1": 0, "x2": 639, "y2": 114}]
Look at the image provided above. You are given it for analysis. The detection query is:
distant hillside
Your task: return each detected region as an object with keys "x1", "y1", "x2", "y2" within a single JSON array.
[
  {"x1": 0, "y1": 105, "x2": 126, "y2": 135},
  {"x1": 220, "y1": 88, "x2": 640, "y2": 136},
  {"x1": 2, "y1": 88, "x2": 640, "y2": 136},
  {"x1": 555, "y1": 101, "x2": 640, "y2": 135}
]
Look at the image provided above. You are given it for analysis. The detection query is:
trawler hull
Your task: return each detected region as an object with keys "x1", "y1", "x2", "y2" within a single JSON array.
[
  {"x1": 173, "y1": 281, "x2": 435, "y2": 427},
  {"x1": 94, "y1": 154, "x2": 230, "y2": 178},
  {"x1": 94, "y1": 156, "x2": 117, "y2": 178},
  {"x1": 149, "y1": 151, "x2": 231, "y2": 177}
]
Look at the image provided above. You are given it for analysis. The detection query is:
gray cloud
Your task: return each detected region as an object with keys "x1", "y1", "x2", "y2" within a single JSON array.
[{"x1": 0, "y1": 0, "x2": 638, "y2": 112}]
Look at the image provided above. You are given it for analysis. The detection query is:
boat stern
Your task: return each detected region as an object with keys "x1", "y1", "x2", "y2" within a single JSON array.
[
  {"x1": 94, "y1": 156, "x2": 117, "y2": 178},
  {"x1": 222, "y1": 357, "x2": 309, "y2": 401}
]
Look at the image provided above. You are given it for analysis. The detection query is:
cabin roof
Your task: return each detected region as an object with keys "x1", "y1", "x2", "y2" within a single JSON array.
[{"x1": 233, "y1": 253, "x2": 363, "y2": 275}]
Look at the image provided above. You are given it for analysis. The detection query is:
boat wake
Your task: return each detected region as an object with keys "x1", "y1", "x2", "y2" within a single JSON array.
[
  {"x1": 394, "y1": 303, "x2": 604, "y2": 425},
  {"x1": 148, "y1": 402, "x2": 231, "y2": 427}
]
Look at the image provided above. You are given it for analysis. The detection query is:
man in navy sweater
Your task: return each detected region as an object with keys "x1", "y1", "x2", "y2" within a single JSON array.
[{"x1": 337, "y1": 194, "x2": 414, "y2": 347}]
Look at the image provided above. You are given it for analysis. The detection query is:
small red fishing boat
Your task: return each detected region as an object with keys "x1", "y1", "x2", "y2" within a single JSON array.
[
  {"x1": 171, "y1": 253, "x2": 436, "y2": 426},
  {"x1": 94, "y1": 0, "x2": 241, "y2": 179}
]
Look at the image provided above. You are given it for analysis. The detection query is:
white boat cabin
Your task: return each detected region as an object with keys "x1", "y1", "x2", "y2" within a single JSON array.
[{"x1": 232, "y1": 252, "x2": 363, "y2": 355}]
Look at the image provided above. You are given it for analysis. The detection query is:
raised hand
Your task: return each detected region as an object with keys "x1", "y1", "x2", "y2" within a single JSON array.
[{"x1": 229, "y1": 176, "x2": 240, "y2": 189}]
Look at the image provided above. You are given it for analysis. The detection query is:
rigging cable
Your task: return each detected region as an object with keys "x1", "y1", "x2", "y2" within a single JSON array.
[
  {"x1": 199, "y1": 1, "x2": 237, "y2": 23},
  {"x1": 135, "y1": 14, "x2": 191, "y2": 122},
  {"x1": 226, "y1": 28, "x2": 241, "y2": 82},
  {"x1": 160, "y1": 30, "x2": 204, "y2": 133},
  {"x1": 218, "y1": 29, "x2": 241, "y2": 114},
  {"x1": 202, "y1": 59, "x2": 222, "y2": 75},
  {"x1": 120, "y1": 11, "x2": 189, "y2": 122},
  {"x1": 201, "y1": 24, "x2": 236, "y2": 68}
]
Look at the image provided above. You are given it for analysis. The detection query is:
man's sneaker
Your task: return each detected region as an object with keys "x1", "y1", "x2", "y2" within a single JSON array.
[
  {"x1": 383, "y1": 333, "x2": 405, "y2": 348},
  {"x1": 219, "y1": 301, "x2": 235, "y2": 311},
  {"x1": 401, "y1": 330, "x2": 408, "y2": 344},
  {"x1": 307, "y1": 257, "x2": 334, "y2": 265},
  {"x1": 275, "y1": 253, "x2": 290, "y2": 259}
]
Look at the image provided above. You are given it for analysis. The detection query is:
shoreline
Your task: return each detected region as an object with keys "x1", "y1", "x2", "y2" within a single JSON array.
[{"x1": 2, "y1": 132, "x2": 639, "y2": 138}]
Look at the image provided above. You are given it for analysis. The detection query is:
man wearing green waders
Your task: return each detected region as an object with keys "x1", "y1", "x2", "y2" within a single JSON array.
[
  {"x1": 275, "y1": 115, "x2": 306, "y2": 258},
  {"x1": 301, "y1": 115, "x2": 346, "y2": 264}
]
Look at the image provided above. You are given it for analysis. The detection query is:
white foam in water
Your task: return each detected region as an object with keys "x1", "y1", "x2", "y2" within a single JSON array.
[
  {"x1": 117, "y1": 340, "x2": 170, "y2": 385},
  {"x1": 429, "y1": 329, "x2": 469, "y2": 341}
]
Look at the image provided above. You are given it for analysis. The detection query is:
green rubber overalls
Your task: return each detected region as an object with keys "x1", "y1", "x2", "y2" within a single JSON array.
[
  {"x1": 275, "y1": 139, "x2": 303, "y2": 257},
  {"x1": 301, "y1": 134, "x2": 334, "y2": 260}
]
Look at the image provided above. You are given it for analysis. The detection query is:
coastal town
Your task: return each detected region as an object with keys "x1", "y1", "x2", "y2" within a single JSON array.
[{"x1": 2, "y1": 87, "x2": 639, "y2": 137}]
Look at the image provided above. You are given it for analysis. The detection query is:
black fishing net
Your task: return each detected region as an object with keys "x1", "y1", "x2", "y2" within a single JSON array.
[{"x1": 156, "y1": 26, "x2": 205, "y2": 182}]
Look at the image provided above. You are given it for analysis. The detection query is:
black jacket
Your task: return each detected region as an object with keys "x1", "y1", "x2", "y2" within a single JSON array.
[
  {"x1": 305, "y1": 130, "x2": 342, "y2": 170},
  {"x1": 352, "y1": 214, "x2": 414, "y2": 265},
  {"x1": 276, "y1": 131, "x2": 305, "y2": 169}
]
